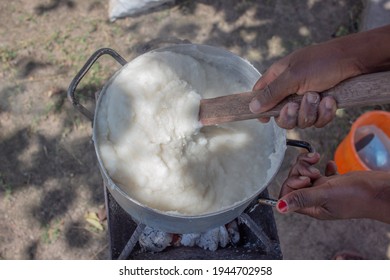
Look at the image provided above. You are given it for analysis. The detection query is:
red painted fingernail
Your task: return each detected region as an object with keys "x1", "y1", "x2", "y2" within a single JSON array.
[{"x1": 277, "y1": 200, "x2": 288, "y2": 213}]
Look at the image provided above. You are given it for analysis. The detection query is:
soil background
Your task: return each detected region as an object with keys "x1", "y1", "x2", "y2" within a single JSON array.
[{"x1": 1, "y1": 0, "x2": 390, "y2": 260}]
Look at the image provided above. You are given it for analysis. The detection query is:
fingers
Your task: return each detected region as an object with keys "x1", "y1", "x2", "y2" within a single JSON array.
[
  {"x1": 260, "y1": 93, "x2": 337, "y2": 129},
  {"x1": 251, "y1": 52, "x2": 297, "y2": 115},
  {"x1": 277, "y1": 159, "x2": 341, "y2": 215},
  {"x1": 314, "y1": 96, "x2": 337, "y2": 128},
  {"x1": 279, "y1": 176, "x2": 311, "y2": 198},
  {"x1": 252, "y1": 72, "x2": 273, "y2": 92},
  {"x1": 275, "y1": 103, "x2": 299, "y2": 129},
  {"x1": 253, "y1": 56, "x2": 290, "y2": 91},
  {"x1": 250, "y1": 71, "x2": 298, "y2": 115},
  {"x1": 289, "y1": 152, "x2": 321, "y2": 178},
  {"x1": 325, "y1": 160, "x2": 338, "y2": 176},
  {"x1": 279, "y1": 152, "x2": 321, "y2": 197},
  {"x1": 276, "y1": 186, "x2": 327, "y2": 214},
  {"x1": 297, "y1": 92, "x2": 320, "y2": 128}
]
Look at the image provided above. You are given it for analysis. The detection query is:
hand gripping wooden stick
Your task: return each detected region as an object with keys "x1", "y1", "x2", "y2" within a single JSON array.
[{"x1": 199, "y1": 71, "x2": 390, "y2": 126}]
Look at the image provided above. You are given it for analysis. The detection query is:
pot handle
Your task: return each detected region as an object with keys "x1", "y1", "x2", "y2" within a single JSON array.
[
  {"x1": 286, "y1": 139, "x2": 314, "y2": 153},
  {"x1": 67, "y1": 48, "x2": 127, "y2": 121},
  {"x1": 256, "y1": 139, "x2": 315, "y2": 208}
]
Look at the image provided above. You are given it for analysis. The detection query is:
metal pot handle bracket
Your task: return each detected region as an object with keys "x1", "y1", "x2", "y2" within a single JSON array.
[
  {"x1": 256, "y1": 139, "x2": 315, "y2": 208},
  {"x1": 286, "y1": 138, "x2": 314, "y2": 153},
  {"x1": 67, "y1": 48, "x2": 127, "y2": 122}
]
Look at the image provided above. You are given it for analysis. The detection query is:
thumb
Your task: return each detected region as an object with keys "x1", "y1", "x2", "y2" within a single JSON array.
[
  {"x1": 249, "y1": 71, "x2": 298, "y2": 114},
  {"x1": 277, "y1": 188, "x2": 325, "y2": 213}
]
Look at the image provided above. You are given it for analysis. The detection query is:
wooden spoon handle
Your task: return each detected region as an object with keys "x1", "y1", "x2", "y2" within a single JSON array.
[{"x1": 199, "y1": 71, "x2": 390, "y2": 126}]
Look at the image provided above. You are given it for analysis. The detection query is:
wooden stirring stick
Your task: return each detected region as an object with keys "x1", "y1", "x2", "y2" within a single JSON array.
[{"x1": 199, "y1": 71, "x2": 390, "y2": 126}]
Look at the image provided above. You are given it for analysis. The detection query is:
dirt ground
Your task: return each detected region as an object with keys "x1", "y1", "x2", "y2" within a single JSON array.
[{"x1": 1, "y1": 0, "x2": 389, "y2": 260}]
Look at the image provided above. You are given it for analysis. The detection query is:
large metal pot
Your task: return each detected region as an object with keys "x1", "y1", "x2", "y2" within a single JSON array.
[{"x1": 68, "y1": 45, "x2": 311, "y2": 233}]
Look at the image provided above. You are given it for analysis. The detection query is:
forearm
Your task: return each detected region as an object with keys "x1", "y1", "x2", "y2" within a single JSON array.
[{"x1": 333, "y1": 25, "x2": 390, "y2": 74}]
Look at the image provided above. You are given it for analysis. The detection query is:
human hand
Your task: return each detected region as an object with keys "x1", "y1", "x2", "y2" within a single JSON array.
[
  {"x1": 276, "y1": 152, "x2": 390, "y2": 223},
  {"x1": 249, "y1": 41, "x2": 362, "y2": 129}
]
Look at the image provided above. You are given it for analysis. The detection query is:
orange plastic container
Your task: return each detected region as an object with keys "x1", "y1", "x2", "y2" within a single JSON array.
[{"x1": 334, "y1": 110, "x2": 390, "y2": 174}]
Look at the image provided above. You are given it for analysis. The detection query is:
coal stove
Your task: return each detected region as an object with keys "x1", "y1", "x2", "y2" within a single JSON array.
[
  {"x1": 104, "y1": 184, "x2": 282, "y2": 260},
  {"x1": 66, "y1": 48, "x2": 315, "y2": 261}
]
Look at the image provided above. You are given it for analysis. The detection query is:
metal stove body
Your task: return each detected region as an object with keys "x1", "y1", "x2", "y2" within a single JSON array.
[{"x1": 104, "y1": 184, "x2": 282, "y2": 260}]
